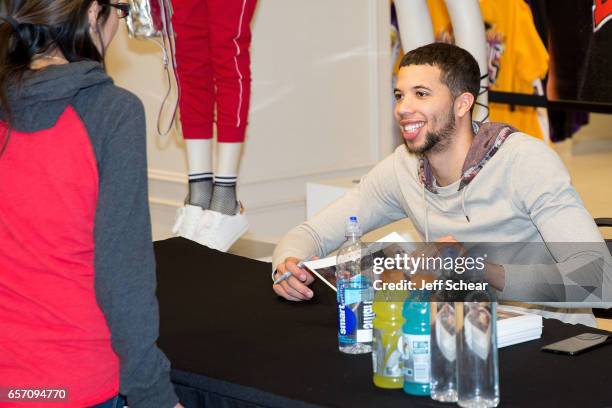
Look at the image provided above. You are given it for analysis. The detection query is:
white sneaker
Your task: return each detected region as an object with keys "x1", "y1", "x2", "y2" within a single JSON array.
[
  {"x1": 200, "y1": 203, "x2": 248, "y2": 252},
  {"x1": 172, "y1": 204, "x2": 211, "y2": 242},
  {"x1": 172, "y1": 203, "x2": 248, "y2": 252}
]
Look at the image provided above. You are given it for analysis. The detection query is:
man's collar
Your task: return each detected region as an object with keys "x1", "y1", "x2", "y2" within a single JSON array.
[{"x1": 418, "y1": 121, "x2": 517, "y2": 193}]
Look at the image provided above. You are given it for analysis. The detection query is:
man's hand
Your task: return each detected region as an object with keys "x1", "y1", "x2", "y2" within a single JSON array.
[
  {"x1": 272, "y1": 257, "x2": 316, "y2": 301},
  {"x1": 484, "y1": 262, "x2": 505, "y2": 290},
  {"x1": 420, "y1": 236, "x2": 506, "y2": 290},
  {"x1": 410, "y1": 235, "x2": 462, "y2": 274}
]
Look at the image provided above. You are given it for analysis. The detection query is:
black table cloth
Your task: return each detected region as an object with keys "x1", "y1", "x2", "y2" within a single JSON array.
[{"x1": 154, "y1": 237, "x2": 612, "y2": 408}]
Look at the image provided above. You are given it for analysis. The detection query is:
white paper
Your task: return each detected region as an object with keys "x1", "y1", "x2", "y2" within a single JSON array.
[{"x1": 302, "y1": 232, "x2": 410, "y2": 292}]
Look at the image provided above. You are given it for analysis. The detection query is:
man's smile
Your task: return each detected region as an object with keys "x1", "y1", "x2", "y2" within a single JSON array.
[{"x1": 399, "y1": 120, "x2": 426, "y2": 141}]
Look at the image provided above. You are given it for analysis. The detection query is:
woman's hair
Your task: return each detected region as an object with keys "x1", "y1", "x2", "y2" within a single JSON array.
[{"x1": 0, "y1": 0, "x2": 112, "y2": 156}]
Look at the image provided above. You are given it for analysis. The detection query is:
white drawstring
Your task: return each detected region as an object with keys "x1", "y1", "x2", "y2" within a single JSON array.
[
  {"x1": 461, "y1": 185, "x2": 471, "y2": 222},
  {"x1": 422, "y1": 174, "x2": 471, "y2": 243}
]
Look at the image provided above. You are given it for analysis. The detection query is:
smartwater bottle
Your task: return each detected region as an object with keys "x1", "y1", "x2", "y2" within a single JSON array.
[
  {"x1": 335, "y1": 216, "x2": 375, "y2": 354},
  {"x1": 456, "y1": 296, "x2": 500, "y2": 408}
]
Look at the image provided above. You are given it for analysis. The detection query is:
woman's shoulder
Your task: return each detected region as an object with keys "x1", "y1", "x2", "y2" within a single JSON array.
[
  {"x1": 71, "y1": 79, "x2": 146, "y2": 145},
  {"x1": 78, "y1": 79, "x2": 144, "y2": 116},
  {"x1": 70, "y1": 74, "x2": 147, "y2": 157}
]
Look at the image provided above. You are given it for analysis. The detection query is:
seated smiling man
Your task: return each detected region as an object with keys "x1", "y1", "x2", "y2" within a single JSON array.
[{"x1": 271, "y1": 43, "x2": 611, "y2": 326}]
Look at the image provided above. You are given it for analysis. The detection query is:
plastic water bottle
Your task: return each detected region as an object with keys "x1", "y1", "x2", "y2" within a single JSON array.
[
  {"x1": 456, "y1": 298, "x2": 500, "y2": 408},
  {"x1": 430, "y1": 300, "x2": 458, "y2": 402},
  {"x1": 372, "y1": 291, "x2": 404, "y2": 388},
  {"x1": 430, "y1": 262, "x2": 458, "y2": 402},
  {"x1": 335, "y1": 216, "x2": 374, "y2": 354},
  {"x1": 402, "y1": 298, "x2": 430, "y2": 396},
  {"x1": 430, "y1": 243, "x2": 464, "y2": 402}
]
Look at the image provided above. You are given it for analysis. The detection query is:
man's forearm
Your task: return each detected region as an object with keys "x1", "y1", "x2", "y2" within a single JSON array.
[{"x1": 272, "y1": 224, "x2": 322, "y2": 271}]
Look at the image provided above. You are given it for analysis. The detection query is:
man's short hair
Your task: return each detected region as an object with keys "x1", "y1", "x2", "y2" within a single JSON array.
[{"x1": 399, "y1": 43, "x2": 480, "y2": 104}]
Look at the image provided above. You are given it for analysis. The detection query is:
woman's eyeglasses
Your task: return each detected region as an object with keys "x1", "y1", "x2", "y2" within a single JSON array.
[{"x1": 107, "y1": 3, "x2": 131, "y2": 19}]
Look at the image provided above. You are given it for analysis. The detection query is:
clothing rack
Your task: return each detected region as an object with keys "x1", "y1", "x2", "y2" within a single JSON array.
[{"x1": 489, "y1": 91, "x2": 612, "y2": 114}]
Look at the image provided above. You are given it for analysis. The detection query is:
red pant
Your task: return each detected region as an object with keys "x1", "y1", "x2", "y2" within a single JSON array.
[{"x1": 172, "y1": 0, "x2": 257, "y2": 142}]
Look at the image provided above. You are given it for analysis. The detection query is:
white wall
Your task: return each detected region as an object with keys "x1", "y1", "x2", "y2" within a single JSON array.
[{"x1": 105, "y1": 0, "x2": 393, "y2": 242}]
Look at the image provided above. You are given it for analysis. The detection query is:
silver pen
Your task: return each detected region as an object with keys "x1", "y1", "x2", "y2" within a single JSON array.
[{"x1": 273, "y1": 257, "x2": 313, "y2": 285}]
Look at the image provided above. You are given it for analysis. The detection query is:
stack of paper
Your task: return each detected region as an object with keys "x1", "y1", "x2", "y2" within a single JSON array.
[{"x1": 496, "y1": 307, "x2": 543, "y2": 348}]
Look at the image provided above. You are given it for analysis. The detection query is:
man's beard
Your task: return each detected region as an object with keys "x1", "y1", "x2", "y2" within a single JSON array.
[{"x1": 404, "y1": 107, "x2": 456, "y2": 155}]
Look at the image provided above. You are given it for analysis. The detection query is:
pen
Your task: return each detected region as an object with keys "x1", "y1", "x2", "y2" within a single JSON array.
[{"x1": 273, "y1": 257, "x2": 313, "y2": 285}]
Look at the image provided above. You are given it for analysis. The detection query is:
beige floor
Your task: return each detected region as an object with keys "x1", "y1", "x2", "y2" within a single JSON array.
[
  {"x1": 597, "y1": 318, "x2": 612, "y2": 332},
  {"x1": 553, "y1": 114, "x2": 612, "y2": 239}
]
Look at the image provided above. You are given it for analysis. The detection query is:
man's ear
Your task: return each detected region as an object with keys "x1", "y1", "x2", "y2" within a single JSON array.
[{"x1": 455, "y1": 92, "x2": 475, "y2": 118}]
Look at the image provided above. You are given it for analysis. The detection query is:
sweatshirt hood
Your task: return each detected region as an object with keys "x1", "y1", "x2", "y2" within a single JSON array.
[
  {"x1": 419, "y1": 121, "x2": 517, "y2": 194},
  {"x1": 1, "y1": 61, "x2": 112, "y2": 132},
  {"x1": 417, "y1": 121, "x2": 517, "y2": 240}
]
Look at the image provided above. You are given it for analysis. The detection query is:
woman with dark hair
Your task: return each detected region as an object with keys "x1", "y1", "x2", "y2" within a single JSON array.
[{"x1": 0, "y1": 1, "x2": 181, "y2": 407}]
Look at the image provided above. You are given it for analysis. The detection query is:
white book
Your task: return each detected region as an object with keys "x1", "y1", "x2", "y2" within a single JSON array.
[
  {"x1": 498, "y1": 328, "x2": 543, "y2": 348},
  {"x1": 496, "y1": 306, "x2": 543, "y2": 348}
]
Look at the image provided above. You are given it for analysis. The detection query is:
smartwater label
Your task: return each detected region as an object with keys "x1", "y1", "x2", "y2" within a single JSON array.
[
  {"x1": 356, "y1": 328, "x2": 372, "y2": 342},
  {"x1": 344, "y1": 287, "x2": 361, "y2": 305},
  {"x1": 338, "y1": 304, "x2": 357, "y2": 337}
]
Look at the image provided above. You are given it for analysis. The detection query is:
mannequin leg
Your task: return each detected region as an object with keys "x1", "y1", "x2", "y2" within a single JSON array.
[
  {"x1": 393, "y1": 0, "x2": 435, "y2": 52},
  {"x1": 185, "y1": 139, "x2": 213, "y2": 208},
  {"x1": 173, "y1": 0, "x2": 215, "y2": 207},
  {"x1": 208, "y1": 0, "x2": 257, "y2": 214},
  {"x1": 210, "y1": 142, "x2": 242, "y2": 215},
  {"x1": 444, "y1": 0, "x2": 489, "y2": 122}
]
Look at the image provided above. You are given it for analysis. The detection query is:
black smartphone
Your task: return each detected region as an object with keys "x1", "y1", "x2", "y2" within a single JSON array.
[{"x1": 541, "y1": 333, "x2": 612, "y2": 355}]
